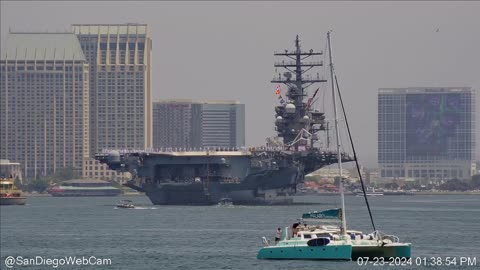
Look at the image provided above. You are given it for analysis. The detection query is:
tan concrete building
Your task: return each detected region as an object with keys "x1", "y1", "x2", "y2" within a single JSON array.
[
  {"x1": 72, "y1": 24, "x2": 152, "y2": 154},
  {"x1": 82, "y1": 158, "x2": 131, "y2": 184},
  {"x1": 1, "y1": 32, "x2": 90, "y2": 179}
]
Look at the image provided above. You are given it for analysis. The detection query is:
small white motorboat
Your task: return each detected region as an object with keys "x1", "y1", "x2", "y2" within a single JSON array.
[{"x1": 116, "y1": 200, "x2": 135, "y2": 209}]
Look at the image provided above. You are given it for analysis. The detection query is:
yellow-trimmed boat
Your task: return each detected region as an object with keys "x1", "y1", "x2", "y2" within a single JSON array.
[{"x1": 0, "y1": 177, "x2": 26, "y2": 205}]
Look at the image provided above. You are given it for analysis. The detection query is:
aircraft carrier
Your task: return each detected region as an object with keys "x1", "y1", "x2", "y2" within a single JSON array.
[{"x1": 96, "y1": 36, "x2": 353, "y2": 205}]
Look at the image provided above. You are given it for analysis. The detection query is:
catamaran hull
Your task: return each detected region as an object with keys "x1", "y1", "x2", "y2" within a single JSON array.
[
  {"x1": 352, "y1": 244, "x2": 412, "y2": 259},
  {"x1": 257, "y1": 245, "x2": 352, "y2": 260}
]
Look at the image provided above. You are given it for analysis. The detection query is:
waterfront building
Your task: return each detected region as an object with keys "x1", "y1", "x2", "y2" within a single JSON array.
[
  {"x1": 378, "y1": 87, "x2": 476, "y2": 183},
  {"x1": 1, "y1": 32, "x2": 90, "y2": 179},
  {"x1": 0, "y1": 159, "x2": 23, "y2": 183},
  {"x1": 308, "y1": 167, "x2": 352, "y2": 180},
  {"x1": 364, "y1": 168, "x2": 380, "y2": 185},
  {"x1": 152, "y1": 100, "x2": 245, "y2": 149},
  {"x1": 72, "y1": 24, "x2": 152, "y2": 153}
]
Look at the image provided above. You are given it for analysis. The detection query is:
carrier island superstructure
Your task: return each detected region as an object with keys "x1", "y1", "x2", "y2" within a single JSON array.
[{"x1": 96, "y1": 36, "x2": 353, "y2": 205}]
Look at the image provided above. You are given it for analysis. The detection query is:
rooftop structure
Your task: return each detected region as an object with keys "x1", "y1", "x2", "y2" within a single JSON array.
[
  {"x1": 1, "y1": 32, "x2": 86, "y2": 61},
  {"x1": 61, "y1": 178, "x2": 114, "y2": 185}
]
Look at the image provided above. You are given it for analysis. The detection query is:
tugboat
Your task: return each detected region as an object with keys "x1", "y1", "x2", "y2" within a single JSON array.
[{"x1": 0, "y1": 177, "x2": 26, "y2": 205}]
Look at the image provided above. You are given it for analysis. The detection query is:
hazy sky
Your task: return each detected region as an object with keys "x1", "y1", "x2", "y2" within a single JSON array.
[{"x1": 1, "y1": 1, "x2": 479, "y2": 166}]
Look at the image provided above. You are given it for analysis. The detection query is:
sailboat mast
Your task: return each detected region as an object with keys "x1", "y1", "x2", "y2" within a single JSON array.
[{"x1": 327, "y1": 31, "x2": 347, "y2": 235}]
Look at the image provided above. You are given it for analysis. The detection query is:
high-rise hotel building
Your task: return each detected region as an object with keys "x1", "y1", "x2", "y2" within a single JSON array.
[
  {"x1": 0, "y1": 32, "x2": 90, "y2": 179},
  {"x1": 378, "y1": 87, "x2": 476, "y2": 182},
  {"x1": 152, "y1": 100, "x2": 245, "y2": 150},
  {"x1": 72, "y1": 24, "x2": 152, "y2": 153}
]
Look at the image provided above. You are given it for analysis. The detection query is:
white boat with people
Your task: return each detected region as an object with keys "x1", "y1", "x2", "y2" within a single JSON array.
[
  {"x1": 116, "y1": 200, "x2": 135, "y2": 209},
  {"x1": 354, "y1": 188, "x2": 384, "y2": 196},
  {"x1": 217, "y1": 197, "x2": 234, "y2": 207}
]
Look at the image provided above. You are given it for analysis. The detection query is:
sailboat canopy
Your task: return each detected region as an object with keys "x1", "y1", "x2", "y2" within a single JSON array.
[{"x1": 302, "y1": 208, "x2": 342, "y2": 220}]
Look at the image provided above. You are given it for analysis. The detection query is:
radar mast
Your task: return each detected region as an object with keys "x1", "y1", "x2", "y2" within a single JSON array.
[{"x1": 272, "y1": 35, "x2": 327, "y2": 150}]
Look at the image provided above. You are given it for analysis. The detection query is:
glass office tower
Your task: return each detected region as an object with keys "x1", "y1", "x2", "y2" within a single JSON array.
[{"x1": 378, "y1": 87, "x2": 475, "y2": 182}]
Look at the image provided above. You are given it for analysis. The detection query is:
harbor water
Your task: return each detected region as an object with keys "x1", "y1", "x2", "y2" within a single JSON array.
[{"x1": 1, "y1": 195, "x2": 479, "y2": 269}]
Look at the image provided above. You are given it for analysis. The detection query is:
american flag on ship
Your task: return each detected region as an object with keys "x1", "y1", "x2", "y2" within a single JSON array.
[
  {"x1": 275, "y1": 85, "x2": 281, "y2": 95},
  {"x1": 275, "y1": 85, "x2": 286, "y2": 104}
]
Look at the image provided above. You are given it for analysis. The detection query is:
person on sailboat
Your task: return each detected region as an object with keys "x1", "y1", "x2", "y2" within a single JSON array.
[
  {"x1": 292, "y1": 223, "x2": 300, "y2": 237},
  {"x1": 275, "y1": 228, "x2": 282, "y2": 244}
]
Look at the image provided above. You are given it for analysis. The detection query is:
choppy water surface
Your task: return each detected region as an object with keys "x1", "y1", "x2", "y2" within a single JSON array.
[{"x1": 1, "y1": 195, "x2": 479, "y2": 269}]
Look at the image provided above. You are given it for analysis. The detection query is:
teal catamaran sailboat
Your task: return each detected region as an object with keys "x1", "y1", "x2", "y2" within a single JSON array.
[{"x1": 257, "y1": 207, "x2": 352, "y2": 260}]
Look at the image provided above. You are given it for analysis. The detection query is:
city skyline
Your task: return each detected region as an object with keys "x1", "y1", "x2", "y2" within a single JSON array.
[
  {"x1": 1, "y1": 24, "x2": 153, "y2": 179},
  {"x1": 1, "y1": 1, "x2": 479, "y2": 166}
]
